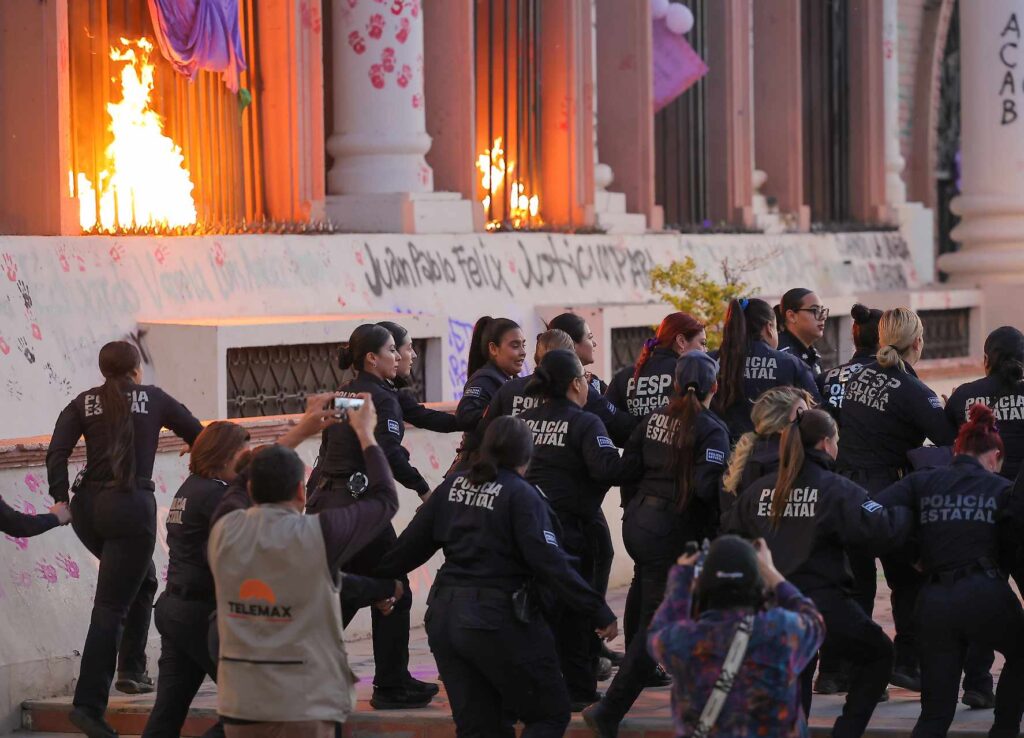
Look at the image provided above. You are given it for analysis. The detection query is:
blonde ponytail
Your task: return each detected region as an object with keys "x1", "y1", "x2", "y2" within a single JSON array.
[{"x1": 876, "y1": 308, "x2": 923, "y2": 372}]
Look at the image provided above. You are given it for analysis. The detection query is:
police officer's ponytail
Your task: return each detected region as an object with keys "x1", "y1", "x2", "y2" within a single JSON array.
[
  {"x1": 983, "y1": 326, "x2": 1024, "y2": 396},
  {"x1": 97, "y1": 341, "x2": 142, "y2": 489},
  {"x1": 467, "y1": 316, "x2": 522, "y2": 377},
  {"x1": 850, "y1": 303, "x2": 883, "y2": 354},
  {"x1": 339, "y1": 324, "x2": 392, "y2": 372},
  {"x1": 771, "y1": 409, "x2": 836, "y2": 529},
  {"x1": 876, "y1": 308, "x2": 923, "y2": 372},
  {"x1": 524, "y1": 349, "x2": 583, "y2": 399},
  {"x1": 468, "y1": 416, "x2": 534, "y2": 485},
  {"x1": 633, "y1": 312, "x2": 703, "y2": 382},
  {"x1": 954, "y1": 402, "x2": 1005, "y2": 458},
  {"x1": 713, "y1": 298, "x2": 775, "y2": 415}
]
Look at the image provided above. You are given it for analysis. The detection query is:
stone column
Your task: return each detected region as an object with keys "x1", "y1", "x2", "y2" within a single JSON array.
[
  {"x1": 939, "y1": 0, "x2": 1024, "y2": 337},
  {"x1": 325, "y1": 0, "x2": 473, "y2": 233}
]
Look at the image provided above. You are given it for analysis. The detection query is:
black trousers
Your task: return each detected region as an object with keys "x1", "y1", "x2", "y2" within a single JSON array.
[
  {"x1": 819, "y1": 550, "x2": 879, "y2": 676},
  {"x1": 602, "y1": 499, "x2": 681, "y2": 721},
  {"x1": 912, "y1": 573, "x2": 1024, "y2": 738},
  {"x1": 71, "y1": 483, "x2": 158, "y2": 715},
  {"x1": 799, "y1": 587, "x2": 893, "y2": 738},
  {"x1": 550, "y1": 515, "x2": 600, "y2": 702},
  {"x1": 141, "y1": 594, "x2": 224, "y2": 738},
  {"x1": 340, "y1": 523, "x2": 412, "y2": 689},
  {"x1": 592, "y1": 509, "x2": 614, "y2": 597},
  {"x1": 425, "y1": 587, "x2": 570, "y2": 737}
]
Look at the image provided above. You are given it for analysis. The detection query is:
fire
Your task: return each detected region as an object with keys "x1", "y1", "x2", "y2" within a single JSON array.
[
  {"x1": 476, "y1": 137, "x2": 540, "y2": 231},
  {"x1": 76, "y1": 38, "x2": 196, "y2": 232}
]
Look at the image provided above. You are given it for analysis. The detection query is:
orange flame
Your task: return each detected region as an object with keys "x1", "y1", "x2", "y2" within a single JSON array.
[
  {"x1": 476, "y1": 137, "x2": 540, "y2": 231},
  {"x1": 75, "y1": 38, "x2": 196, "y2": 232}
]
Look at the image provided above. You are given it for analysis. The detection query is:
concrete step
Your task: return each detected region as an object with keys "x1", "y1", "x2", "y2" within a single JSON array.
[
  {"x1": 593, "y1": 190, "x2": 628, "y2": 214},
  {"x1": 595, "y1": 211, "x2": 647, "y2": 234}
]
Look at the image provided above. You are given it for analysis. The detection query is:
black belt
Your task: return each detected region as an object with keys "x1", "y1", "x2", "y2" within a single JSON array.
[
  {"x1": 926, "y1": 562, "x2": 999, "y2": 586},
  {"x1": 639, "y1": 495, "x2": 673, "y2": 511},
  {"x1": 79, "y1": 477, "x2": 156, "y2": 492},
  {"x1": 165, "y1": 583, "x2": 215, "y2": 602},
  {"x1": 320, "y1": 470, "x2": 369, "y2": 499},
  {"x1": 428, "y1": 584, "x2": 518, "y2": 604},
  {"x1": 839, "y1": 467, "x2": 906, "y2": 484}
]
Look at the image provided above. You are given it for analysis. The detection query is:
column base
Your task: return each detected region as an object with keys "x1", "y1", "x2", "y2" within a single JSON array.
[
  {"x1": 895, "y1": 202, "x2": 934, "y2": 285},
  {"x1": 593, "y1": 190, "x2": 647, "y2": 234},
  {"x1": 325, "y1": 192, "x2": 475, "y2": 234}
]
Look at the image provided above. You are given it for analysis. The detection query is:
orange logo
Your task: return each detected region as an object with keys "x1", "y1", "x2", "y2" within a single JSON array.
[{"x1": 239, "y1": 578, "x2": 276, "y2": 604}]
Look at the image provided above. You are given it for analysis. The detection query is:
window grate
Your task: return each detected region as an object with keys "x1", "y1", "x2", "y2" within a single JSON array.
[
  {"x1": 227, "y1": 339, "x2": 428, "y2": 419},
  {"x1": 921, "y1": 309, "x2": 970, "y2": 360},
  {"x1": 610, "y1": 326, "x2": 655, "y2": 376}
]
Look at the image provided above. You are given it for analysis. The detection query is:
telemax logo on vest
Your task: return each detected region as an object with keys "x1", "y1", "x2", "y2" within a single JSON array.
[{"x1": 227, "y1": 578, "x2": 294, "y2": 622}]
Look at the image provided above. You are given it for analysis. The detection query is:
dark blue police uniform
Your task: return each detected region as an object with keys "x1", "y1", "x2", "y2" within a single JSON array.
[
  {"x1": 396, "y1": 387, "x2": 459, "y2": 434},
  {"x1": 778, "y1": 329, "x2": 824, "y2": 376},
  {"x1": 946, "y1": 375, "x2": 1024, "y2": 481},
  {"x1": 376, "y1": 468, "x2": 616, "y2": 737},
  {"x1": 599, "y1": 408, "x2": 729, "y2": 723},
  {"x1": 818, "y1": 349, "x2": 875, "y2": 421},
  {"x1": 450, "y1": 362, "x2": 514, "y2": 470},
  {"x1": 712, "y1": 339, "x2": 822, "y2": 440},
  {"x1": 0, "y1": 496, "x2": 60, "y2": 538},
  {"x1": 519, "y1": 397, "x2": 623, "y2": 704},
  {"x1": 875, "y1": 456, "x2": 1024, "y2": 738},
  {"x1": 604, "y1": 347, "x2": 678, "y2": 419},
  {"x1": 46, "y1": 383, "x2": 201, "y2": 719},
  {"x1": 143, "y1": 474, "x2": 227, "y2": 738},
  {"x1": 729, "y1": 450, "x2": 903, "y2": 738}
]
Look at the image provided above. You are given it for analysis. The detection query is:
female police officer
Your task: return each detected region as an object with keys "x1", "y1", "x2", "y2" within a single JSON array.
[
  {"x1": 713, "y1": 298, "x2": 821, "y2": 441},
  {"x1": 727, "y1": 409, "x2": 903, "y2": 738},
  {"x1": 376, "y1": 416, "x2": 618, "y2": 737},
  {"x1": 819, "y1": 304, "x2": 882, "y2": 420},
  {"x1": 46, "y1": 341, "x2": 203, "y2": 738},
  {"x1": 776, "y1": 287, "x2": 828, "y2": 376},
  {"x1": 377, "y1": 320, "x2": 459, "y2": 435},
  {"x1": 519, "y1": 349, "x2": 625, "y2": 709},
  {"x1": 584, "y1": 351, "x2": 731, "y2": 735},
  {"x1": 875, "y1": 404, "x2": 1024, "y2": 738},
  {"x1": 837, "y1": 307, "x2": 957, "y2": 691},
  {"x1": 306, "y1": 323, "x2": 436, "y2": 710}
]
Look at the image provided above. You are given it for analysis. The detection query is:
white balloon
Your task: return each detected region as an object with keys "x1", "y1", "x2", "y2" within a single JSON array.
[
  {"x1": 665, "y1": 3, "x2": 694, "y2": 35},
  {"x1": 651, "y1": 0, "x2": 670, "y2": 20}
]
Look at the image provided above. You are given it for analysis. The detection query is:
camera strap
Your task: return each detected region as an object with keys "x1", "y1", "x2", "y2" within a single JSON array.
[{"x1": 692, "y1": 613, "x2": 755, "y2": 738}]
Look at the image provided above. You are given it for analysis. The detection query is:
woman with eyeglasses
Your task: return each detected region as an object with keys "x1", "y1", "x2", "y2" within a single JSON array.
[
  {"x1": 712, "y1": 298, "x2": 822, "y2": 442},
  {"x1": 776, "y1": 288, "x2": 829, "y2": 376},
  {"x1": 519, "y1": 349, "x2": 627, "y2": 711}
]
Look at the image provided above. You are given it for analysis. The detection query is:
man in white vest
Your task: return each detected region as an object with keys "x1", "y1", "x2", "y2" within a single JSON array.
[{"x1": 209, "y1": 398, "x2": 398, "y2": 737}]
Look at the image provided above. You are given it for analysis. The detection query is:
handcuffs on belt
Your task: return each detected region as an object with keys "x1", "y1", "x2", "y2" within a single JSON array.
[{"x1": 347, "y1": 472, "x2": 369, "y2": 499}]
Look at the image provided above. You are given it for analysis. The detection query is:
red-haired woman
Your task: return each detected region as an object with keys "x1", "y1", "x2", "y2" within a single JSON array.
[
  {"x1": 605, "y1": 312, "x2": 706, "y2": 420},
  {"x1": 876, "y1": 403, "x2": 1024, "y2": 738}
]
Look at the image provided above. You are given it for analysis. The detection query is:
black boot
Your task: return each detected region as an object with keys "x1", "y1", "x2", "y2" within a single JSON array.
[
  {"x1": 69, "y1": 707, "x2": 119, "y2": 738},
  {"x1": 582, "y1": 702, "x2": 619, "y2": 737}
]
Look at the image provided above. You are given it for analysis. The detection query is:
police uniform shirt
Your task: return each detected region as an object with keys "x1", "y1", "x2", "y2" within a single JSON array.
[
  {"x1": 46, "y1": 383, "x2": 203, "y2": 502},
  {"x1": 605, "y1": 348, "x2": 679, "y2": 419},
  {"x1": 620, "y1": 407, "x2": 729, "y2": 540},
  {"x1": 520, "y1": 398, "x2": 623, "y2": 522},
  {"x1": 165, "y1": 474, "x2": 229, "y2": 596},
  {"x1": 375, "y1": 468, "x2": 615, "y2": 627},
  {"x1": 453, "y1": 362, "x2": 514, "y2": 462},
  {"x1": 778, "y1": 330, "x2": 823, "y2": 376},
  {"x1": 318, "y1": 373, "x2": 431, "y2": 497},
  {"x1": 396, "y1": 388, "x2": 459, "y2": 434},
  {"x1": 945, "y1": 375, "x2": 1024, "y2": 480},
  {"x1": 729, "y1": 449, "x2": 902, "y2": 593},
  {"x1": 588, "y1": 373, "x2": 608, "y2": 396},
  {"x1": 836, "y1": 361, "x2": 957, "y2": 476},
  {"x1": 712, "y1": 339, "x2": 823, "y2": 440},
  {"x1": 720, "y1": 435, "x2": 783, "y2": 524},
  {"x1": 818, "y1": 349, "x2": 875, "y2": 423},
  {"x1": 0, "y1": 496, "x2": 59, "y2": 538},
  {"x1": 875, "y1": 456, "x2": 1017, "y2": 573}
]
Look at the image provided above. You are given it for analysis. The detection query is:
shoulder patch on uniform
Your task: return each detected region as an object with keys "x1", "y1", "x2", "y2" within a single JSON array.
[
  {"x1": 597, "y1": 436, "x2": 616, "y2": 449},
  {"x1": 543, "y1": 530, "x2": 559, "y2": 546},
  {"x1": 605, "y1": 401, "x2": 616, "y2": 414},
  {"x1": 928, "y1": 396, "x2": 942, "y2": 409},
  {"x1": 706, "y1": 448, "x2": 726, "y2": 465},
  {"x1": 862, "y1": 500, "x2": 883, "y2": 513},
  {"x1": 463, "y1": 386, "x2": 482, "y2": 398},
  {"x1": 386, "y1": 418, "x2": 401, "y2": 435}
]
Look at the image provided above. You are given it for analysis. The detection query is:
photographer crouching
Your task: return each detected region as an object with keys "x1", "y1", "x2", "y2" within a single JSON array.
[{"x1": 593, "y1": 536, "x2": 824, "y2": 737}]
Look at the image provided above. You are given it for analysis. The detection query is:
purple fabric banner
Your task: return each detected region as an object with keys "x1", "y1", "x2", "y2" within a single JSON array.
[
  {"x1": 652, "y1": 19, "x2": 708, "y2": 112},
  {"x1": 147, "y1": 0, "x2": 247, "y2": 92}
]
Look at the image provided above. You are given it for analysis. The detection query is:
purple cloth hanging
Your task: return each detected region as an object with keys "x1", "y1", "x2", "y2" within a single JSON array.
[
  {"x1": 147, "y1": 0, "x2": 247, "y2": 92},
  {"x1": 652, "y1": 18, "x2": 708, "y2": 112}
]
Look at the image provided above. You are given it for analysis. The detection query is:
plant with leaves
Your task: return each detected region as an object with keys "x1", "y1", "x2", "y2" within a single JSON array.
[{"x1": 649, "y1": 256, "x2": 749, "y2": 350}]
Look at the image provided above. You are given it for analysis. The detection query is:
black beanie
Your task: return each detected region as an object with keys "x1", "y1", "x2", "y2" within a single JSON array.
[{"x1": 697, "y1": 535, "x2": 762, "y2": 599}]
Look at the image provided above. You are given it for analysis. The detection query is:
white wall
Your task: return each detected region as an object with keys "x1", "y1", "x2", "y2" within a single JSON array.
[{"x1": 0, "y1": 230, "x2": 919, "y2": 439}]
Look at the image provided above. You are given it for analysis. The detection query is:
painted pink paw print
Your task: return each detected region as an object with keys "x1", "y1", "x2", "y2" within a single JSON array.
[
  {"x1": 2, "y1": 253, "x2": 17, "y2": 282},
  {"x1": 397, "y1": 64, "x2": 412, "y2": 88},
  {"x1": 76, "y1": 254, "x2": 86, "y2": 272},
  {"x1": 0, "y1": 337, "x2": 9, "y2": 356},
  {"x1": 36, "y1": 560, "x2": 58, "y2": 585},
  {"x1": 348, "y1": 30, "x2": 367, "y2": 54},
  {"x1": 355, "y1": 251, "x2": 364, "y2": 265},
  {"x1": 411, "y1": 93, "x2": 423, "y2": 109},
  {"x1": 58, "y1": 248, "x2": 70, "y2": 273},
  {"x1": 381, "y1": 47, "x2": 397, "y2": 73},
  {"x1": 154, "y1": 245, "x2": 169, "y2": 265},
  {"x1": 211, "y1": 242, "x2": 226, "y2": 267},
  {"x1": 12, "y1": 571, "x2": 31, "y2": 588},
  {"x1": 6, "y1": 536, "x2": 28, "y2": 551},
  {"x1": 56, "y1": 553, "x2": 80, "y2": 580},
  {"x1": 367, "y1": 13, "x2": 385, "y2": 39},
  {"x1": 31, "y1": 324, "x2": 41, "y2": 341},
  {"x1": 396, "y1": 17, "x2": 410, "y2": 43},
  {"x1": 410, "y1": 0, "x2": 419, "y2": 17},
  {"x1": 20, "y1": 500, "x2": 37, "y2": 516},
  {"x1": 369, "y1": 64, "x2": 386, "y2": 89},
  {"x1": 24, "y1": 474, "x2": 41, "y2": 494},
  {"x1": 390, "y1": 0, "x2": 405, "y2": 15},
  {"x1": 109, "y1": 244, "x2": 125, "y2": 263}
]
